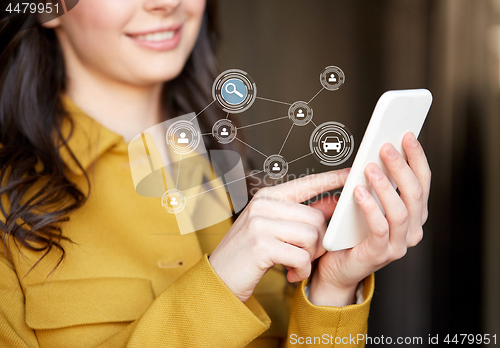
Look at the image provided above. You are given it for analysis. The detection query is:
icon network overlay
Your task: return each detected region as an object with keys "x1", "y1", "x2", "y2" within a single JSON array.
[{"x1": 129, "y1": 66, "x2": 354, "y2": 234}]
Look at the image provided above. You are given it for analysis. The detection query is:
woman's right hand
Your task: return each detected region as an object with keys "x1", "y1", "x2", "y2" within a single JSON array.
[{"x1": 208, "y1": 169, "x2": 350, "y2": 303}]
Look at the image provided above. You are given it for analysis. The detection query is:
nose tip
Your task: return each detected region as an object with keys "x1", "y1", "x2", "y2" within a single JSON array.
[{"x1": 144, "y1": 0, "x2": 181, "y2": 14}]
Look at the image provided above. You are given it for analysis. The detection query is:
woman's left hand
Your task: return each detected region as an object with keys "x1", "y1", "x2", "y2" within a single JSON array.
[{"x1": 307, "y1": 132, "x2": 431, "y2": 306}]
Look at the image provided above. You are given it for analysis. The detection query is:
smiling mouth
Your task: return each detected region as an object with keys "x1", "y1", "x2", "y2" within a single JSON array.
[
  {"x1": 125, "y1": 26, "x2": 182, "y2": 51},
  {"x1": 129, "y1": 30, "x2": 176, "y2": 42}
]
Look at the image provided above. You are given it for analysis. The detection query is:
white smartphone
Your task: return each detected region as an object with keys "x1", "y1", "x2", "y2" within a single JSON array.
[{"x1": 323, "y1": 89, "x2": 433, "y2": 252}]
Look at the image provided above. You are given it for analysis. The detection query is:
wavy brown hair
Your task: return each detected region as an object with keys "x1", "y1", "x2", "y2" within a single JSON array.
[{"x1": 0, "y1": 0, "x2": 239, "y2": 269}]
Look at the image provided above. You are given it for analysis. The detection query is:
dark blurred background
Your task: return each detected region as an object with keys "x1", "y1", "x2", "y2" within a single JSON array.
[{"x1": 217, "y1": 0, "x2": 500, "y2": 346}]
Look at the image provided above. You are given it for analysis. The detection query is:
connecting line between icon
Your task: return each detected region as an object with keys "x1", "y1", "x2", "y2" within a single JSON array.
[
  {"x1": 189, "y1": 100, "x2": 216, "y2": 122},
  {"x1": 238, "y1": 115, "x2": 289, "y2": 129},
  {"x1": 175, "y1": 154, "x2": 182, "y2": 188},
  {"x1": 256, "y1": 96, "x2": 292, "y2": 106},
  {"x1": 278, "y1": 124, "x2": 294, "y2": 155},
  {"x1": 288, "y1": 152, "x2": 313, "y2": 164},
  {"x1": 235, "y1": 137, "x2": 268, "y2": 158},
  {"x1": 308, "y1": 87, "x2": 325, "y2": 104},
  {"x1": 201, "y1": 115, "x2": 289, "y2": 134},
  {"x1": 186, "y1": 170, "x2": 265, "y2": 200}
]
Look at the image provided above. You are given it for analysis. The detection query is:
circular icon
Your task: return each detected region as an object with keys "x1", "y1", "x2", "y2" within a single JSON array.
[
  {"x1": 161, "y1": 189, "x2": 187, "y2": 214},
  {"x1": 320, "y1": 66, "x2": 345, "y2": 91},
  {"x1": 166, "y1": 120, "x2": 201, "y2": 155},
  {"x1": 288, "y1": 101, "x2": 313, "y2": 126},
  {"x1": 263, "y1": 154, "x2": 288, "y2": 179},
  {"x1": 310, "y1": 121, "x2": 354, "y2": 166},
  {"x1": 221, "y1": 79, "x2": 248, "y2": 105},
  {"x1": 213, "y1": 69, "x2": 257, "y2": 114},
  {"x1": 212, "y1": 119, "x2": 237, "y2": 144}
]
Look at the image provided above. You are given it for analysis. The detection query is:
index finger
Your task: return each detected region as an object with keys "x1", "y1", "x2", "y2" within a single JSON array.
[{"x1": 255, "y1": 168, "x2": 350, "y2": 203}]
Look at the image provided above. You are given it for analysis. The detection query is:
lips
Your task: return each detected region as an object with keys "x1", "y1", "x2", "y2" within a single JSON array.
[
  {"x1": 126, "y1": 25, "x2": 182, "y2": 51},
  {"x1": 133, "y1": 30, "x2": 175, "y2": 42}
]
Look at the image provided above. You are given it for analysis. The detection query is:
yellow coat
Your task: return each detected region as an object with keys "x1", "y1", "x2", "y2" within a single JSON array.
[{"x1": 0, "y1": 97, "x2": 374, "y2": 348}]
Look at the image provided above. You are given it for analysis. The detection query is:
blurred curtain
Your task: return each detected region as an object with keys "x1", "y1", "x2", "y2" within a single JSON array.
[
  {"x1": 426, "y1": 0, "x2": 499, "y2": 337},
  {"x1": 374, "y1": 0, "x2": 500, "y2": 341}
]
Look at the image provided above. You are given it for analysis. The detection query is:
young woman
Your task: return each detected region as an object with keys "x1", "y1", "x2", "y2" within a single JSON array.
[{"x1": 0, "y1": 0, "x2": 431, "y2": 347}]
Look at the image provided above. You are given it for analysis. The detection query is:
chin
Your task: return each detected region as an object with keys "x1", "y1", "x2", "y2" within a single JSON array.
[
  {"x1": 148, "y1": 52, "x2": 192, "y2": 79},
  {"x1": 131, "y1": 64, "x2": 187, "y2": 86}
]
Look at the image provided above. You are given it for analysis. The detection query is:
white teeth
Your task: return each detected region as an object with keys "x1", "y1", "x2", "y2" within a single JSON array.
[{"x1": 134, "y1": 31, "x2": 175, "y2": 42}]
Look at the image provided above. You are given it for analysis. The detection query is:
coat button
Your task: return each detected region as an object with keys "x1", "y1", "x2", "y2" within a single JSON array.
[{"x1": 157, "y1": 259, "x2": 184, "y2": 269}]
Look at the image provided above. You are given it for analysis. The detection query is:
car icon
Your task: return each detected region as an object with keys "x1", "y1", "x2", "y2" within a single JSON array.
[{"x1": 322, "y1": 136, "x2": 342, "y2": 153}]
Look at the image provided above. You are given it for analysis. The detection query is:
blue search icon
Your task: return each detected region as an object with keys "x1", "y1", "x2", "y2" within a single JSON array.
[
  {"x1": 221, "y1": 79, "x2": 247, "y2": 105},
  {"x1": 225, "y1": 83, "x2": 243, "y2": 97}
]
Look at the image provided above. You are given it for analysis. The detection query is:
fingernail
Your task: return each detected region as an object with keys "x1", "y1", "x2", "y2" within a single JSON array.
[
  {"x1": 386, "y1": 145, "x2": 398, "y2": 159},
  {"x1": 369, "y1": 164, "x2": 383, "y2": 179},
  {"x1": 354, "y1": 186, "x2": 365, "y2": 202},
  {"x1": 409, "y1": 133, "x2": 418, "y2": 147}
]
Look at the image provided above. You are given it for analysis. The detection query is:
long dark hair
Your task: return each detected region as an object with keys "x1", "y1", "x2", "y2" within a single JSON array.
[{"x1": 0, "y1": 0, "x2": 238, "y2": 269}]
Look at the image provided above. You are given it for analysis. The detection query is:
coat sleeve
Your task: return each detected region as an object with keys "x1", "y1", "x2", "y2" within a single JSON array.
[
  {"x1": 0, "y1": 252, "x2": 273, "y2": 348},
  {"x1": 284, "y1": 274, "x2": 375, "y2": 347}
]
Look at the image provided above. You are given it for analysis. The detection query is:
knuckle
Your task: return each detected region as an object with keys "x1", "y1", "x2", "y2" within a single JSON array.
[
  {"x1": 377, "y1": 176, "x2": 392, "y2": 190},
  {"x1": 373, "y1": 250, "x2": 390, "y2": 265},
  {"x1": 249, "y1": 234, "x2": 268, "y2": 255},
  {"x1": 305, "y1": 173, "x2": 320, "y2": 185},
  {"x1": 254, "y1": 187, "x2": 271, "y2": 198},
  {"x1": 408, "y1": 228, "x2": 424, "y2": 247},
  {"x1": 393, "y1": 246, "x2": 408, "y2": 260},
  {"x1": 306, "y1": 225, "x2": 319, "y2": 244},
  {"x1": 246, "y1": 197, "x2": 269, "y2": 217},
  {"x1": 394, "y1": 157, "x2": 407, "y2": 172},
  {"x1": 297, "y1": 250, "x2": 311, "y2": 267},
  {"x1": 392, "y1": 210, "x2": 409, "y2": 227},
  {"x1": 363, "y1": 198, "x2": 378, "y2": 214},
  {"x1": 422, "y1": 210, "x2": 429, "y2": 224},
  {"x1": 311, "y1": 208, "x2": 326, "y2": 226},
  {"x1": 426, "y1": 167, "x2": 432, "y2": 182},
  {"x1": 372, "y1": 224, "x2": 389, "y2": 238},
  {"x1": 246, "y1": 200, "x2": 260, "y2": 217},
  {"x1": 412, "y1": 185, "x2": 424, "y2": 201},
  {"x1": 248, "y1": 216, "x2": 265, "y2": 231}
]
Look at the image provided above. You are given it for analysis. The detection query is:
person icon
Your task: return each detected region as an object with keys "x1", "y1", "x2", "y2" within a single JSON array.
[
  {"x1": 170, "y1": 197, "x2": 178, "y2": 206},
  {"x1": 272, "y1": 163, "x2": 280, "y2": 171},
  {"x1": 328, "y1": 73, "x2": 337, "y2": 83},
  {"x1": 220, "y1": 127, "x2": 229, "y2": 136},
  {"x1": 296, "y1": 109, "x2": 305, "y2": 118},
  {"x1": 177, "y1": 132, "x2": 189, "y2": 144}
]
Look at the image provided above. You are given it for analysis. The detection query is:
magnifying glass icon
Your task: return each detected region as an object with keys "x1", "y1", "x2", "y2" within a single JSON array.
[{"x1": 225, "y1": 83, "x2": 244, "y2": 98}]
